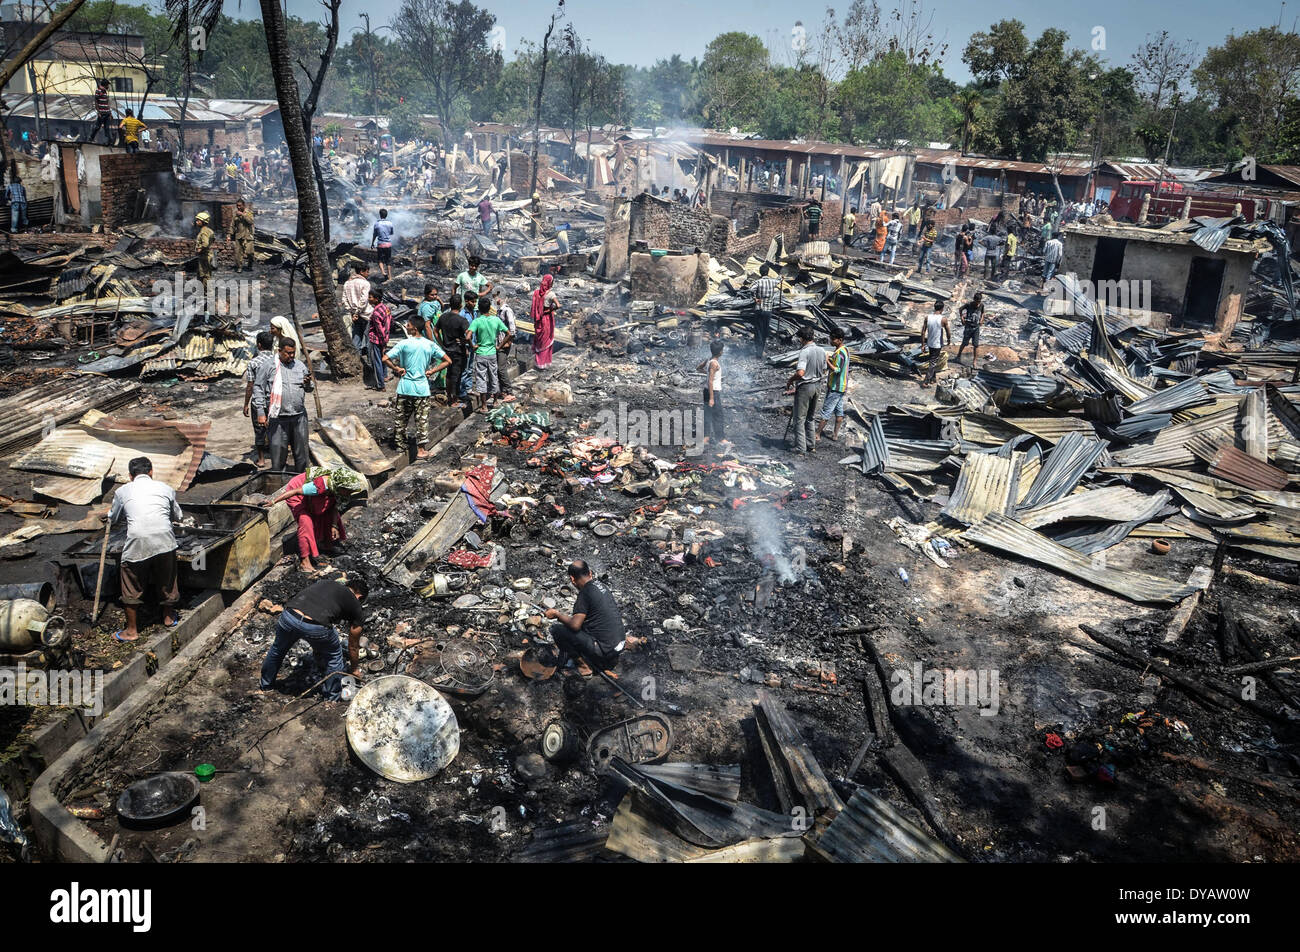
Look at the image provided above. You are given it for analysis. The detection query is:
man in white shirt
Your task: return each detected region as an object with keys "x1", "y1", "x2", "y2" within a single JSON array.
[
  {"x1": 922, "y1": 301, "x2": 951, "y2": 386},
  {"x1": 106, "y1": 457, "x2": 183, "y2": 641},
  {"x1": 1042, "y1": 235, "x2": 1064, "y2": 289},
  {"x1": 341, "y1": 262, "x2": 373, "y2": 351}
]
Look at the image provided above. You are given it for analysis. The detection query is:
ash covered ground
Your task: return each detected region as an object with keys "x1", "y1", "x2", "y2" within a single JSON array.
[{"x1": 75, "y1": 310, "x2": 1300, "y2": 863}]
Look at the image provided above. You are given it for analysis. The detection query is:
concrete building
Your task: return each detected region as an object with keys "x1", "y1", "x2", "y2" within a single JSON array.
[{"x1": 1062, "y1": 222, "x2": 1267, "y2": 334}]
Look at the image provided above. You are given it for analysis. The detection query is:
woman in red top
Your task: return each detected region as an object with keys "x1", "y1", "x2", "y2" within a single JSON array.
[
  {"x1": 367, "y1": 289, "x2": 392, "y2": 391},
  {"x1": 263, "y1": 466, "x2": 366, "y2": 574}
]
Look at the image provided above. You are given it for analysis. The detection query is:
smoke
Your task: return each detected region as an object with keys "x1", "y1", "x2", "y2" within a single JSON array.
[{"x1": 743, "y1": 505, "x2": 795, "y2": 584}]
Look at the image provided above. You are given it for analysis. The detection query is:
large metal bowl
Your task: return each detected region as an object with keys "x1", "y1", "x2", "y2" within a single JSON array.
[
  {"x1": 116, "y1": 772, "x2": 200, "y2": 827},
  {"x1": 345, "y1": 675, "x2": 460, "y2": 783}
]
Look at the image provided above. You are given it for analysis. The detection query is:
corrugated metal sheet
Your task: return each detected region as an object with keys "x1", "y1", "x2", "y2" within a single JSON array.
[
  {"x1": 0, "y1": 376, "x2": 141, "y2": 457},
  {"x1": 963, "y1": 513, "x2": 1201, "y2": 605},
  {"x1": 1242, "y1": 387, "x2": 1268, "y2": 461},
  {"x1": 1207, "y1": 444, "x2": 1290, "y2": 491},
  {"x1": 1174, "y1": 487, "x2": 1259, "y2": 525},
  {"x1": 10, "y1": 413, "x2": 209, "y2": 492},
  {"x1": 977, "y1": 370, "x2": 1062, "y2": 406},
  {"x1": 1126, "y1": 371, "x2": 1234, "y2": 416},
  {"x1": 860, "y1": 414, "x2": 889, "y2": 475},
  {"x1": 1017, "y1": 432, "x2": 1107, "y2": 509},
  {"x1": 883, "y1": 439, "x2": 952, "y2": 473},
  {"x1": 942, "y1": 452, "x2": 1022, "y2": 525},
  {"x1": 1019, "y1": 487, "x2": 1168, "y2": 529},
  {"x1": 813, "y1": 787, "x2": 961, "y2": 864},
  {"x1": 1110, "y1": 407, "x2": 1237, "y2": 467},
  {"x1": 960, "y1": 413, "x2": 1094, "y2": 446}
]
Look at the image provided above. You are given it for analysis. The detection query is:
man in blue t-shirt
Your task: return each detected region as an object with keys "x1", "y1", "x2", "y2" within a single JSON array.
[
  {"x1": 382, "y1": 314, "x2": 449, "y2": 458},
  {"x1": 371, "y1": 208, "x2": 395, "y2": 279}
]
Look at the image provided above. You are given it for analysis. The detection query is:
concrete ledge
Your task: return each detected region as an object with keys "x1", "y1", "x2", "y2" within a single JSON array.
[{"x1": 20, "y1": 592, "x2": 224, "y2": 772}]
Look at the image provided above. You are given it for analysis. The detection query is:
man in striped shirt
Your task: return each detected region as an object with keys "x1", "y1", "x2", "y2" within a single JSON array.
[
  {"x1": 818, "y1": 330, "x2": 850, "y2": 443},
  {"x1": 90, "y1": 79, "x2": 113, "y2": 143},
  {"x1": 751, "y1": 267, "x2": 781, "y2": 356}
]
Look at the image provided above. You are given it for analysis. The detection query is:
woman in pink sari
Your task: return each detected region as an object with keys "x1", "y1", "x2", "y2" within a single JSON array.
[
  {"x1": 262, "y1": 466, "x2": 367, "y2": 574},
  {"x1": 531, "y1": 274, "x2": 558, "y2": 370}
]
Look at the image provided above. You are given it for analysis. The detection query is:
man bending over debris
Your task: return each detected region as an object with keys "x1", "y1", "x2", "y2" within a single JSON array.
[
  {"x1": 383, "y1": 313, "x2": 449, "y2": 459},
  {"x1": 785, "y1": 326, "x2": 827, "y2": 455},
  {"x1": 922, "y1": 301, "x2": 950, "y2": 386},
  {"x1": 255, "y1": 338, "x2": 314, "y2": 472},
  {"x1": 229, "y1": 199, "x2": 255, "y2": 272},
  {"x1": 260, "y1": 575, "x2": 368, "y2": 700},
  {"x1": 545, "y1": 560, "x2": 626, "y2": 677},
  {"x1": 106, "y1": 457, "x2": 182, "y2": 642}
]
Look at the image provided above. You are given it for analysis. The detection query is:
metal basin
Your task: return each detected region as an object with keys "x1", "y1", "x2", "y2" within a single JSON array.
[
  {"x1": 115, "y1": 772, "x2": 200, "y2": 827},
  {"x1": 346, "y1": 675, "x2": 460, "y2": 783}
]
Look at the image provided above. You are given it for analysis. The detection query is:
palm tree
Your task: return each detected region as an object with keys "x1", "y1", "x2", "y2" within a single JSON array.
[{"x1": 954, "y1": 88, "x2": 982, "y2": 155}]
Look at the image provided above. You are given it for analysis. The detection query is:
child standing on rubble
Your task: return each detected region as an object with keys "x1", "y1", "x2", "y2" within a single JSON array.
[{"x1": 696, "y1": 339, "x2": 728, "y2": 451}]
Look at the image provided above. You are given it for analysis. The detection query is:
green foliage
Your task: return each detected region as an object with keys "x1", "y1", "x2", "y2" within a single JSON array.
[
  {"x1": 698, "y1": 32, "x2": 770, "y2": 131},
  {"x1": 838, "y1": 51, "x2": 956, "y2": 146},
  {"x1": 1194, "y1": 27, "x2": 1300, "y2": 162}
]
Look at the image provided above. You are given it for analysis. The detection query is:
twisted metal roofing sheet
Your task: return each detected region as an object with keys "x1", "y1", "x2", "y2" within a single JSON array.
[{"x1": 963, "y1": 513, "x2": 1201, "y2": 605}]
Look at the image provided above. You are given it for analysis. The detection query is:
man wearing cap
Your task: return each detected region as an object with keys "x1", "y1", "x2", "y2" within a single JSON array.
[
  {"x1": 229, "y1": 199, "x2": 255, "y2": 272},
  {"x1": 194, "y1": 212, "x2": 216, "y2": 317}
]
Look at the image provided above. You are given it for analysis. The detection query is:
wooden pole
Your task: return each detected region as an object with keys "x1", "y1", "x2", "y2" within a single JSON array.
[{"x1": 91, "y1": 516, "x2": 111, "y2": 624}]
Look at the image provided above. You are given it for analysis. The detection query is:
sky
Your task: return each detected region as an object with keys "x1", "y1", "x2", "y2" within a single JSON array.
[{"x1": 276, "y1": 0, "x2": 1294, "y2": 84}]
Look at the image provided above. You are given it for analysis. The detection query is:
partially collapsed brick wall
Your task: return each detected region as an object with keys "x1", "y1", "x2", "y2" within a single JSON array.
[{"x1": 99, "y1": 152, "x2": 173, "y2": 230}]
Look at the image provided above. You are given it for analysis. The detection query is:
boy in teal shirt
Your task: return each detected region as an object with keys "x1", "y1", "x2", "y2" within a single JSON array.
[
  {"x1": 817, "y1": 330, "x2": 850, "y2": 443},
  {"x1": 383, "y1": 314, "x2": 449, "y2": 458}
]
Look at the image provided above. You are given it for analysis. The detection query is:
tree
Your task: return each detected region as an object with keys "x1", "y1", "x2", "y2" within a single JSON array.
[
  {"x1": 390, "y1": 0, "x2": 501, "y2": 147},
  {"x1": 529, "y1": 2, "x2": 563, "y2": 233},
  {"x1": 1194, "y1": 27, "x2": 1300, "y2": 162},
  {"x1": 953, "y1": 87, "x2": 983, "y2": 154},
  {"x1": 1131, "y1": 31, "x2": 1195, "y2": 115},
  {"x1": 839, "y1": 49, "x2": 955, "y2": 145},
  {"x1": 963, "y1": 20, "x2": 1109, "y2": 161},
  {"x1": 699, "y1": 32, "x2": 770, "y2": 131},
  {"x1": 836, "y1": 0, "x2": 882, "y2": 72},
  {"x1": 294, "y1": 0, "x2": 341, "y2": 245}
]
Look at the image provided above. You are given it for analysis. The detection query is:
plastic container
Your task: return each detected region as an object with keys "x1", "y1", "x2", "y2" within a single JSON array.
[{"x1": 194, "y1": 764, "x2": 216, "y2": 783}]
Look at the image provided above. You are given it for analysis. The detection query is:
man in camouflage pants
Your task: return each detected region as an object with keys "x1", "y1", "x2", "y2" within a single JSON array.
[
  {"x1": 382, "y1": 313, "x2": 449, "y2": 459},
  {"x1": 229, "y1": 199, "x2": 255, "y2": 272}
]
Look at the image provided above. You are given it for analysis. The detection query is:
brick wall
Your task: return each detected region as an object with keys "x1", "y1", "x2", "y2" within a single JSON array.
[{"x1": 100, "y1": 151, "x2": 174, "y2": 230}]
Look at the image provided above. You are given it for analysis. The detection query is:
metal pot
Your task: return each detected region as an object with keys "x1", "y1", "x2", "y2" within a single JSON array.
[{"x1": 0, "y1": 582, "x2": 54, "y2": 611}]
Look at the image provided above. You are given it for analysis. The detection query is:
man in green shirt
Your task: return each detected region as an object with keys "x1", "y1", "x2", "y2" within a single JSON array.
[
  {"x1": 382, "y1": 314, "x2": 449, "y2": 458},
  {"x1": 456, "y1": 256, "x2": 492, "y2": 300},
  {"x1": 467, "y1": 295, "x2": 511, "y2": 410},
  {"x1": 817, "y1": 330, "x2": 850, "y2": 443}
]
